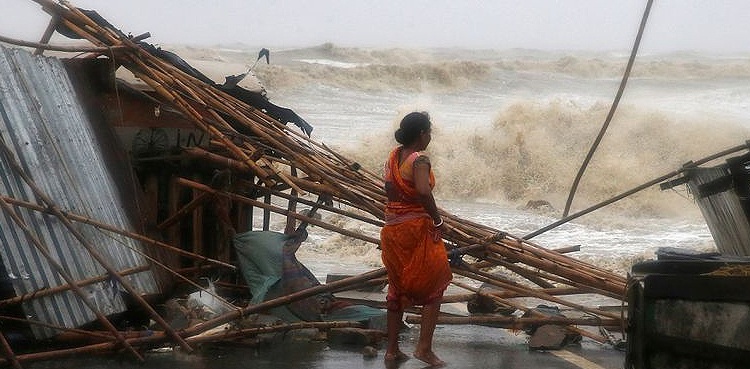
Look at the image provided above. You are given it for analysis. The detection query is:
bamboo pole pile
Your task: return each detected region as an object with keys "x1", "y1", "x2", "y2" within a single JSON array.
[{"x1": 0, "y1": 1, "x2": 633, "y2": 366}]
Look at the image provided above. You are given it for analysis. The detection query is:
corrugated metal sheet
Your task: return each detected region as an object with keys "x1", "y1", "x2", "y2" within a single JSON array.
[
  {"x1": 686, "y1": 166, "x2": 750, "y2": 256},
  {"x1": 0, "y1": 46, "x2": 159, "y2": 339}
]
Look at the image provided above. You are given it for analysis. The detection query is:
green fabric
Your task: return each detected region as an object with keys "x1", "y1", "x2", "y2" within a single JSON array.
[
  {"x1": 234, "y1": 230, "x2": 386, "y2": 325},
  {"x1": 234, "y1": 231, "x2": 289, "y2": 304}
]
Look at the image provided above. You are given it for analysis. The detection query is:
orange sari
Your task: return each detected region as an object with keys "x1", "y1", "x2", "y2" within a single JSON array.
[{"x1": 380, "y1": 147, "x2": 452, "y2": 310}]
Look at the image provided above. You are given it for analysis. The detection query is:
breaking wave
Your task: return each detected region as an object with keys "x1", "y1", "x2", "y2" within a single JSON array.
[
  {"x1": 347, "y1": 98, "x2": 750, "y2": 219},
  {"x1": 249, "y1": 44, "x2": 750, "y2": 92},
  {"x1": 257, "y1": 60, "x2": 491, "y2": 92},
  {"x1": 182, "y1": 43, "x2": 750, "y2": 218}
]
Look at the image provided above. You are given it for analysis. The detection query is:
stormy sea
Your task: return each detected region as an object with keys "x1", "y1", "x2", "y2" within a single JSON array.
[
  {"x1": 245, "y1": 44, "x2": 749, "y2": 276},
  {"x1": 35, "y1": 44, "x2": 750, "y2": 368}
]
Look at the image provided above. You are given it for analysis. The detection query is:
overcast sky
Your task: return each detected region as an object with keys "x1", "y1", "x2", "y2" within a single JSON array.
[{"x1": 3, "y1": 0, "x2": 750, "y2": 53}]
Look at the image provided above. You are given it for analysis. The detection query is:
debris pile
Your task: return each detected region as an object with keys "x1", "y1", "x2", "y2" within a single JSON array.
[{"x1": 0, "y1": 1, "x2": 629, "y2": 367}]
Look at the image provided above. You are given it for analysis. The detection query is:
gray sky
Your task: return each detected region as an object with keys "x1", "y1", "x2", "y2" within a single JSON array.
[{"x1": 4, "y1": 0, "x2": 750, "y2": 53}]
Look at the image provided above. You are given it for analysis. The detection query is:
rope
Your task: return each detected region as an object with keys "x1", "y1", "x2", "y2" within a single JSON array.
[{"x1": 562, "y1": 0, "x2": 654, "y2": 217}]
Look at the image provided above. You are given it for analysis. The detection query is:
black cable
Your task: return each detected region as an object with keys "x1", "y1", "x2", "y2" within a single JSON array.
[{"x1": 562, "y1": 0, "x2": 655, "y2": 217}]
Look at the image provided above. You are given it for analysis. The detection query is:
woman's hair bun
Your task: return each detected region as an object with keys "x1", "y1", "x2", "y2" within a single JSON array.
[{"x1": 395, "y1": 111, "x2": 431, "y2": 145}]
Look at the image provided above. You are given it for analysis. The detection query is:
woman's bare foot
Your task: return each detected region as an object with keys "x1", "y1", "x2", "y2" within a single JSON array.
[
  {"x1": 414, "y1": 350, "x2": 445, "y2": 367},
  {"x1": 384, "y1": 350, "x2": 409, "y2": 363}
]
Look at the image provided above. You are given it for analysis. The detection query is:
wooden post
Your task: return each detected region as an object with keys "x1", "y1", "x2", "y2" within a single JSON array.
[
  {"x1": 192, "y1": 194, "x2": 204, "y2": 264},
  {"x1": 164, "y1": 177, "x2": 185, "y2": 242},
  {"x1": 143, "y1": 175, "x2": 159, "y2": 232},
  {"x1": 247, "y1": 202, "x2": 254, "y2": 232},
  {"x1": 263, "y1": 193, "x2": 271, "y2": 231},
  {"x1": 285, "y1": 167, "x2": 298, "y2": 234}
]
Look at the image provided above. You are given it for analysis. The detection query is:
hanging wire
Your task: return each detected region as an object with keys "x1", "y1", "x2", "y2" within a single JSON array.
[{"x1": 562, "y1": 0, "x2": 655, "y2": 217}]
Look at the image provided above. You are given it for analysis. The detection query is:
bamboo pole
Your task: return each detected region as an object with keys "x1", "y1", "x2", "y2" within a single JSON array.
[
  {"x1": 34, "y1": 14, "x2": 57, "y2": 56},
  {"x1": 450, "y1": 280, "x2": 609, "y2": 344},
  {"x1": 0, "y1": 268, "x2": 390, "y2": 366},
  {"x1": 328, "y1": 277, "x2": 388, "y2": 294},
  {"x1": 176, "y1": 178, "x2": 381, "y2": 245},
  {"x1": 0, "y1": 315, "x2": 116, "y2": 342},
  {"x1": 405, "y1": 315, "x2": 621, "y2": 328},
  {"x1": 0, "y1": 135, "x2": 192, "y2": 353},
  {"x1": 240, "y1": 179, "x2": 383, "y2": 227},
  {"x1": 0, "y1": 331, "x2": 22, "y2": 369},
  {"x1": 52, "y1": 330, "x2": 153, "y2": 345},
  {"x1": 187, "y1": 320, "x2": 365, "y2": 344},
  {"x1": 181, "y1": 146, "x2": 253, "y2": 174},
  {"x1": 480, "y1": 254, "x2": 625, "y2": 301},
  {"x1": 503, "y1": 235, "x2": 627, "y2": 284},
  {"x1": 18, "y1": 0, "x2": 646, "y2": 356},
  {"x1": 0, "y1": 195, "x2": 235, "y2": 270},
  {"x1": 453, "y1": 266, "x2": 620, "y2": 320},
  {"x1": 481, "y1": 287, "x2": 587, "y2": 299},
  {"x1": 485, "y1": 244, "x2": 625, "y2": 296},
  {"x1": 157, "y1": 191, "x2": 211, "y2": 230},
  {"x1": 0, "y1": 34, "x2": 127, "y2": 54},
  {"x1": 0, "y1": 197, "x2": 144, "y2": 362},
  {"x1": 284, "y1": 166, "x2": 299, "y2": 234},
  {"x1": 0, "y1": 265, "x2": 149, "y2": 308}
]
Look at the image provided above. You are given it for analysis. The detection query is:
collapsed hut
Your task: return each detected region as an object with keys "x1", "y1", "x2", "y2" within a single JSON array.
[{"x1": 0, "y1": 1, "x2": 632, "y2": 367}]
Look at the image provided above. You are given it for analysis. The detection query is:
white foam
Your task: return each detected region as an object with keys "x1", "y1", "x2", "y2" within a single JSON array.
[{"x1": 296, "y1": 58, "x2": 365, "y2": 69}]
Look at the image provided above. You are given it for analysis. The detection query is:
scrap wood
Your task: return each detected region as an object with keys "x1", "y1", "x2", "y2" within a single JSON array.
[
  {"x1": 0, "y1": 269, "x2": 389, "y2": 367},
  {"x1": 188, "y1": 321, "x2": 366, "y2": 344},
  {"x1": 405, "y1": 315, "x2": 621, "y2": 329},
  {"x1": 0, "y1": 1, "x2": 638, "y2": 361},
  {"x1": 38, "y1": 0, "x2": 624, "y2": 292},
  {"x1": 37, "y1": 0, "x2": 628, "y2": 311},
  {"x1": 451, "y1": 280, "x2": 609, "y2": 343}
]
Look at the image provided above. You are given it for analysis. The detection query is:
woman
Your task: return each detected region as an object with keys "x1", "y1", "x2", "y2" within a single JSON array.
[{"x1": 380, "y1": 111, "x2": 452, "y2": 367}]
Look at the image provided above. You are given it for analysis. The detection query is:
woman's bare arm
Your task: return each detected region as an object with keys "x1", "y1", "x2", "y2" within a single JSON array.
[{"x1": 413, "y1": 156, "x2": 441, "y2": 224}]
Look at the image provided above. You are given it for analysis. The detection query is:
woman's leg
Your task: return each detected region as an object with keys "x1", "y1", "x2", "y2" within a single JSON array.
[
  {"x1": 384, "y1": 307, "x2": 408, "y2": 362},
  {"x1": 414, "y1": 301, "x2": 445, "y2": 366}
]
